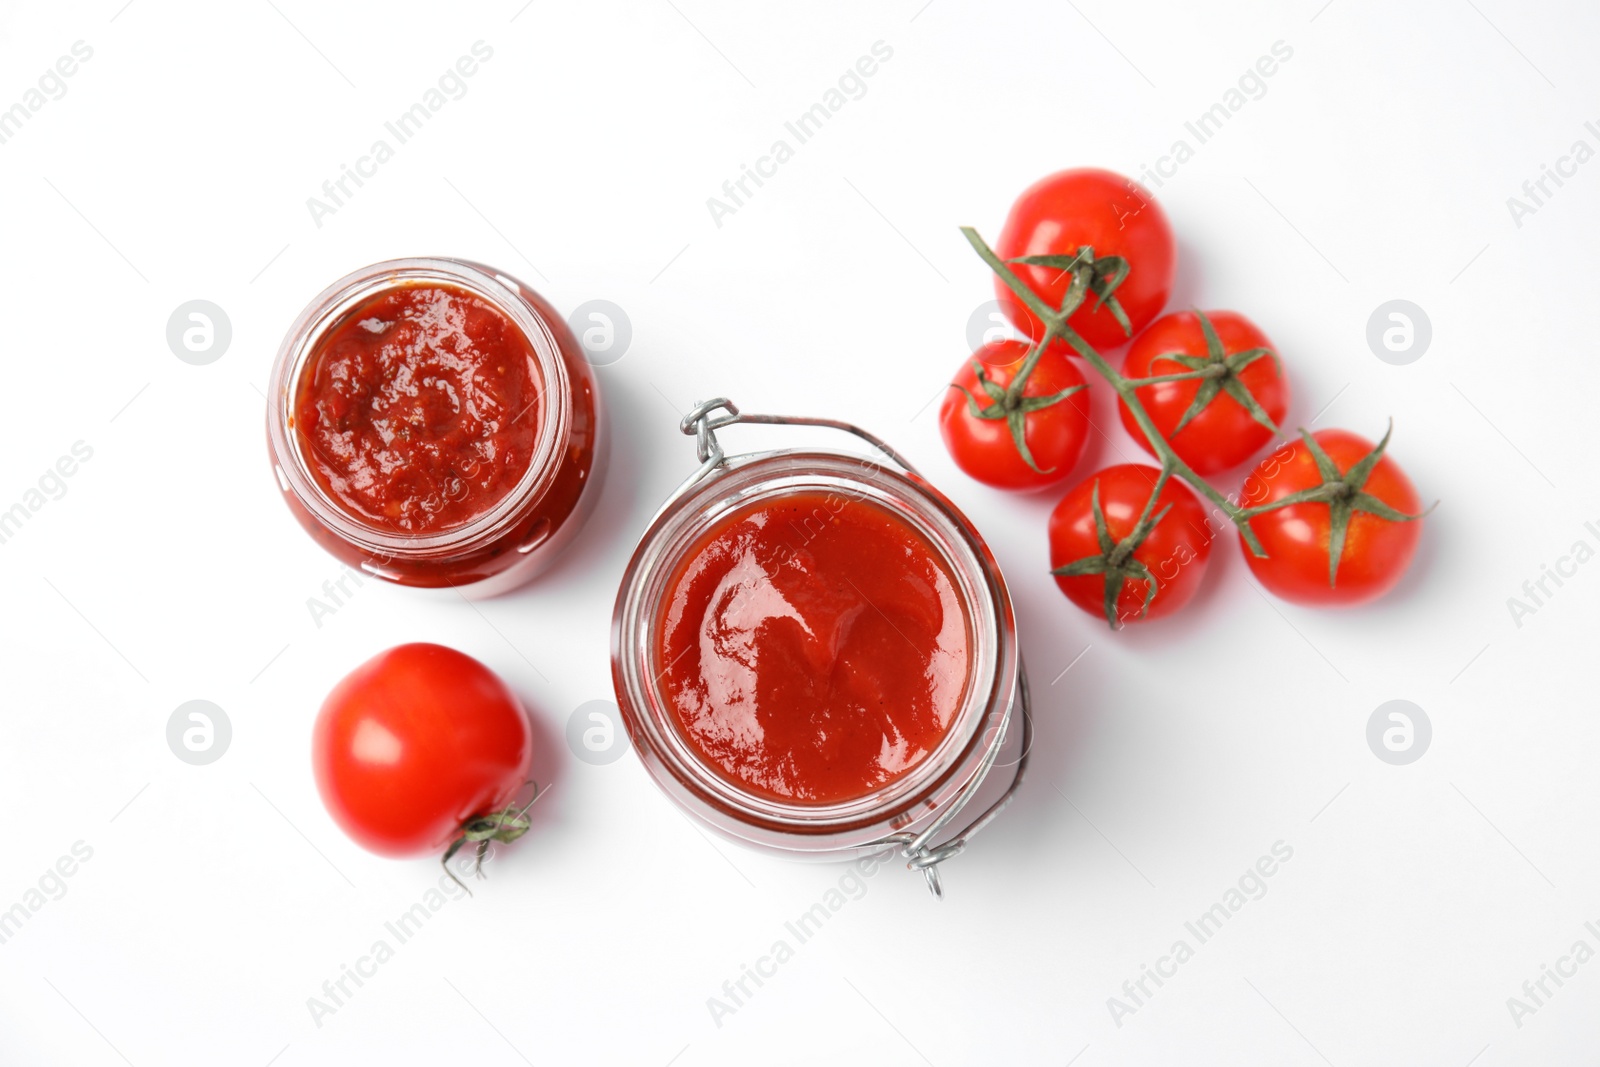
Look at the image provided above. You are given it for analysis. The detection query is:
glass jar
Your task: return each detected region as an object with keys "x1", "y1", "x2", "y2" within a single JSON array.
[
  {"x1": 266, "y1": 258, "x2": 604, "y2": 597},
  {"x1": 612, "y1": 400, "x2": 1030, "y2": 897}
]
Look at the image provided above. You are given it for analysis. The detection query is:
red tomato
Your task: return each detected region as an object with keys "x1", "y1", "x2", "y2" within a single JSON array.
[
  {"x1": 313, "y1": 643, "x2": 533, "y2": 858},
  {"x1": 995, "y1": 168, "x2": 1176, "y2": 350},
  {"x1": 939, "y1": 338, "x2": 1091, "y2": 491},
  {"x1": 1238, "y1": 429, "x2": 1423, "y2": 606},
  {"x1": 1119, "y1": 310, "x2": 1289, "y2": 475},
  {"x1": 1048, "y1": 464, "x2": 1213, "y2": 626}
]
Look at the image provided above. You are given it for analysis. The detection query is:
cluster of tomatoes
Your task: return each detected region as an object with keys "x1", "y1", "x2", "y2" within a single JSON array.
[{"x1": 938, "y1": 168, "x2": 1426, "y2": 628}]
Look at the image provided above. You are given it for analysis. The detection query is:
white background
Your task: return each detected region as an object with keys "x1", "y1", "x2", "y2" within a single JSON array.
[{"x1": 1, "y1": 1, "x2": 1596, "y2": 1064}]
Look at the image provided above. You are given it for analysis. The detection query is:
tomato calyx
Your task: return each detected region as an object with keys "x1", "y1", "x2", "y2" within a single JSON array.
[
  {"x1": 1127, "y1": 310, "x2": 1282, "y2": 436},
  {"x1": 952, "y1": 357, "x2": 1087, "y2": 474},
  {"x1": 950, "y1": 260, "x2": 1095, "y2": 474},
  {"x1": 440, "y1": 780, "x2": 541, "y2": 894},
  {"x1": 1050, "y1": 469, "x2": 1176, "y2": 629},
  {"x1": 1239, "y1": 422, "x2": 1432, "y2": 587},
  {"x1": 1007, "y1": 245, "x2": 1133, "y2": 338}
]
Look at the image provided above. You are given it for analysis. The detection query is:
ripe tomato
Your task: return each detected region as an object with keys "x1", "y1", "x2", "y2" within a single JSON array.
[
  {"x1": 1119, "y1": 310, "x2": 1289, "y2": 475},
  {"x1": 994, "y1": 168, "x2": 1176, "y2": 350},
  {"x1": 1048, "y1": 464, "x2": 1213, "y2": 626},
  {"x1": 939, "y1": 338, "x2": 1091, "y2": 490},
  {"x1": 1238, "y1": 429, "x2": 1424, "y2": 606},
  {"x1": 313, "y1": 643, "x2": 533, "y2": 858}
]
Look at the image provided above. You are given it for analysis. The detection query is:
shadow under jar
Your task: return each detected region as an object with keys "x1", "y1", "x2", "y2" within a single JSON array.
[
  {"x1": 267, "y1": 258, "x2": 603, "y2": 596},
  {"x1": 612, "y1": 401, "x2": 1030, "y2": 898}
]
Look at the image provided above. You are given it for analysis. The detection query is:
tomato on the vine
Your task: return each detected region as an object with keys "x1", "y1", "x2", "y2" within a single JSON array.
[
  {"x1": 939, "y1": 338, "x2": 1091, "y2": 490},
  {"x1": 957, "y1": 171, "x2": 1431, "y2": 625},
  {"x1": 313, "y1": 643, "x2": 535, "y2": 868},
  {"x1": 1238, "y1": 428, "x2": 1425, "y2": 606},
  {"x1": 994, "y1": 168, "x2": 1176, "y2": 350},
  {"x1": 1048, "y1": 464, "x2": 1213, "y2": 627},
  {"x1": 1119, "y1": 310, "x2": 1288, "y2": 475}
]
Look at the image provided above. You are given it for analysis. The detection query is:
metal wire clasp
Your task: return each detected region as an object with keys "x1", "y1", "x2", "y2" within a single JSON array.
[
  {"x1": 679, "y1": 397, "x2": 920, "y2": 480},
  {"x1": 680, "y1": 397, "x2": 743, "y2": 467},
  {"x1": 881, "y1": 668, "x2": 1032, "y2": 900}
]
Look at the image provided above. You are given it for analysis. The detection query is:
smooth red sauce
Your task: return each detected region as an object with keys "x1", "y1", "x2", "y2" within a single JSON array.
[
  {"x1": 657, "y1": 491, "x2": 970, "y2": 804},
  {"x1": 293, "y1": 283, "x2": 541, "y2": 533}
]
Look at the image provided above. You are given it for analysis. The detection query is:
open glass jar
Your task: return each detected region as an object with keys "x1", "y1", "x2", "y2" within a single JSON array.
[
  {"x1": 266, "y1": 258, "x2": 603, "y2": 596},
  {"x1": 612, "y1": 400, "x2": 1030, "y2": 897}
]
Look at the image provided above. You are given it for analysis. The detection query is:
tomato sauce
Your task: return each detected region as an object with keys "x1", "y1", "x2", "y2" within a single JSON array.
[
  {"x1": 657, "y1": 491, "x2": 970, "y2": 804},
  {"x1": 293, "y1": 283, "x2": 541, "y2": 533}
]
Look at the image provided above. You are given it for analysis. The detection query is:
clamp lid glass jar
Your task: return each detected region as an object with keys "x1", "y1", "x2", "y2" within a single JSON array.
[
  {"x1": 612, "y1": 400, "x2": 1030, "y2": 896},
  {"x1": 266, "y1": 257, "x2": 604, "y2": 596}
]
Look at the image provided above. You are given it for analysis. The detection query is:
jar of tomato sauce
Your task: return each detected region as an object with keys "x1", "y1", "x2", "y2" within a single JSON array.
[
  {"x1": 266, "y1": 258, "x2": 603, "y2": 596},
  {"x1": 612, "y1": 400, "x2": 1030, "y2": 897}
]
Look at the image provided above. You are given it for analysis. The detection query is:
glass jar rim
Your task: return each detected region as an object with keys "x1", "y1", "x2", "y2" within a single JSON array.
[
  {"x1": 612, "y1": 447, "x2": 1019, "y2": 837},
  {"x1": 265, "y1": 257, "x2": 571, "y2": 557}
]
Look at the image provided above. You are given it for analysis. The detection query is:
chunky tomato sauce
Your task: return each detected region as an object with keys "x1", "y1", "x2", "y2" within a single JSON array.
[
  {"x1": 657, "y1": 491, "x2": 970, "y2": 804},
  {"x1": 293, "y1": 283, "x2": 541, "y2": 533}
]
